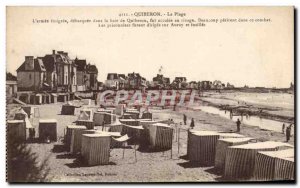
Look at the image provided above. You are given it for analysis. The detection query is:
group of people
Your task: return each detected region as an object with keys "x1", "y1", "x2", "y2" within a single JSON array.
[
  {"x1": 183, "y1": 112, "x2": 241, "y2": 132},
  {"x1": 183, "y1": 113, "x2": 241, "y2": 132},
  {"x1": 183, "y1": 114, "x2": 195, "y2": 129},
  {"x1": 181, "y1": 114, "x2": 293, "y2": 143}
]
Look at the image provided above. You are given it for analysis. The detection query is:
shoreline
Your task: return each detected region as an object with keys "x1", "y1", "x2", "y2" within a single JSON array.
[
  {"x1": 164, "y1": 105, "x2": 294, "y2": 146},
  {"x1": 196, "y1": 96, "x2": 294, "y2": 124}
]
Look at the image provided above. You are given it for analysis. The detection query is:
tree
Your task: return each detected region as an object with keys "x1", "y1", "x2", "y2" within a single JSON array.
[
  {"x1": 7, "y1": 138, "x2": 50, "y2": 182},
  {"x1": 6, "y1": 72, "x2": 17, "y2": 81}
]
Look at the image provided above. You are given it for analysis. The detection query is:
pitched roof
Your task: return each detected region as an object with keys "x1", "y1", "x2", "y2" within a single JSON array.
[
  {"x1": 118, "y1": 74, "x2": 126, "y2": 79},
  {"x1": 74, "y1": 58, "x2": 87, "y2": 71},
  {"x1": 42, "y1": 55, "x2": 56, "y2": 72},
  {"x1": 107, "y1": 73, "x2": 118, "y2": 80},
  {"x1": 128, "y1": 72, "x2": 141, "y2": 78},
  {"x1": 56, "y1": 51, "x2": 72, "y2": 64},
  {"x1": 17, "y1": 58, "x2": 46, "y2": 72},
  {"x1": 86, "y1": 64, "x2": 98, "y2": 73}
]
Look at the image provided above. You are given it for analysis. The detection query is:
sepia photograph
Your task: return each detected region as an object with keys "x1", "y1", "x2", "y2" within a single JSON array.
[{"x1": 5, "y1": 6, "x2": 295, "y2": 183}]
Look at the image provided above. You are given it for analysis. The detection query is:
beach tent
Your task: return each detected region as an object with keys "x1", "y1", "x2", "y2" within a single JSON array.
[
  {"x1": 61, "y1": 104, "x2": 76, "y2": 115},
  {"x1": 81, "y1": 133, "x2": 111, "y2": 166},
  {"x1": 149, "y1": 123, "x2": 173, "y2": 150},
  {"x1": 108, "y1": 119, "x2": 124, "y2": 132},
  {"x1": 14, "y1": 108, "x2": 33, "y2": 128},
  {"x1": 119, "y1": 119, "x2": 140, "y2": 127},
  {"x1": 115, "y1": 104, "x2": 125, "y2": 116},
  {"x1": 7, "y1": 120, "x2": 26, "y2": 142},
  {"x1": 224, "y1": 141, "x2": 293, "y2": 180},
  {"x1": 78, "y1": 109, "x2": 93, "y2": 121},
  {"x1": 22, "y1": 106, "x2": 39, "y2": 118},
  {"x1": 274, "y1": 157, "x2": 294, "y2": 181},
  {"x1": 70, "y1": 125, "x2": 87, "y2": 154},
  {"x1": 65, "y1": 125, "x2": 87, "y2": 151},
  {"x1": 39, "y1": 119, "x2": 57, "y2": 142},
  {"x1": 93, "y1": 112, "x2": 106, "y2": 126},
  {"x1": 253, "y1": 148, "x2": 294, "y2": 181},
  {"x1": 141, "y1": 112, "x2": 152, "y2": 120},
  {"x1": 187, "y1": 130, "x2": 245, "y2": 165},
  {"x1": 215, "y1": 137, "x2": 254, "y2": 172}
]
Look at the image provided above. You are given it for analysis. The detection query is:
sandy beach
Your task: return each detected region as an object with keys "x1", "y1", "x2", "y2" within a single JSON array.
[{"x1": 6, "y1": 96, "x2": 294, "y2": 182}]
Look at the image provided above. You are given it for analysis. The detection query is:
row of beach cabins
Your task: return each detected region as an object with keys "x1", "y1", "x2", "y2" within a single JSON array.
[{"x1": 7, "y1": 99, "x2": 294, "y2": 182}]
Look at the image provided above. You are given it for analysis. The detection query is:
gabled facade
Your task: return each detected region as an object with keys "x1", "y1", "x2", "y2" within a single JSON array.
[
  {"x1": 86, "y1": 64, "x2": 98, "y2": 91},
  {"x1": 172, "y1": 77, "x2": 187, "y2": 89},
  {"x1": 16, "y1": 50, "x2": 98, "y2": 93},
  {"x1": 127, "y1": 72, "x2": 147, "y2": 90},
  {"x1": 105, "y1": 73, "x2": 119, "y2": 89},
  {"x1": 152, "y1": 74, "x2": 170, "y2": 89},
  {"x1": 42, "y1": 50, "x2": 77, "y2": 92},
  {"x1": 16, "y1": 56, "x2": 46, "y2": 91},
  {"x1": 105, "y1": 73, "x2": 127, "y2": 90}
]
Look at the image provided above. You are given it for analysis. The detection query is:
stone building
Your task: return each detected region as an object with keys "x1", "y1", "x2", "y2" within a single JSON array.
[
  {"x1": 127, "y1": 72, "x2": 147, "y2": 90},
  {"x1": 16, "y1": 56, "x2": 46, "y2": 91},
  {"x1": 152, "y1": 74, "x2": 170, "y2": 89},
  {"x1": 86, "y1": 64, "x2": 98, "y2": 91},
  {"x1": 42, "y1": 50, "x2": 77, "y2": 92},
  {"x1": 74, "y1": 58, "x2": 87, "y2": 91}
]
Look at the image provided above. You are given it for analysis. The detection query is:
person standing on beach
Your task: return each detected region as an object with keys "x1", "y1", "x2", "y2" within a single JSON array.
[
  {"x1": 190, "y1": 118, "x2": 195, "y2": 129},
  {"x1": 183, "y1": 114, "x2": 187, "y2": 125},
  {"x1": 236, "y1": 119, "x2": 241, "y2": 132},
  {"x1": 286, "y1": 126, "x2": 291, "y2": 142},
  {"x1": 282, "y1": 124, "x2": 286, "y2": 134}
]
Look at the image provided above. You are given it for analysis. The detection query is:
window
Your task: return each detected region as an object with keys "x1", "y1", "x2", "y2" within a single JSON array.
[{"x1": 29, "y1": 74, "x2": 31, "y2": 80}]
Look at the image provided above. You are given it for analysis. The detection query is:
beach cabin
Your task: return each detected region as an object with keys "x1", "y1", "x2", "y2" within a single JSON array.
[
  {"x1": 81, "y1": 133, "x2": 111, "y2": 166},
  {"x1": 7, "y1": 120, "x2": 26, "y2": 142},
  {"x1": 224, "y1": 141, "x2": 293, "y2": 180},
  {"x1": 61, "y1": 104, "x2": 76, "y2": 115},
  {"x1": 187, "y1": 130, "x2": 245, "y2": 165},
  {"x1": 149, "y1": 123, "x2": 173, "y2": 150},
  {"x1": 39, "y1": 119, "x2": 57, "y2": 142},
  {"x1": 253, "y1": 148, "x2": 294, "y2": 181},
  {"x1": 215, "y1": 137, "x2": 254, "y2": 172},
  {"x1": 65, "y1": 125, "x2": 87, "y2": 151},
  {"x1": 70, "y1": 126, "x2": 87, "y2": 154}
]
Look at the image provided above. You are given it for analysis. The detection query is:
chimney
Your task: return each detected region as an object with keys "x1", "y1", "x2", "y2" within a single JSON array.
[
  {"x1": 52, "y1": 50, "x2": 56, "y2": 55},
  {"x1": 25, "y1": 56, "x2": 34, "y2": 71}
]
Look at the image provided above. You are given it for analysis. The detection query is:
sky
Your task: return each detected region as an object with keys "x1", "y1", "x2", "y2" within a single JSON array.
[{"x1": 6, "y1": 6, "x2": 294, "y2": 88}]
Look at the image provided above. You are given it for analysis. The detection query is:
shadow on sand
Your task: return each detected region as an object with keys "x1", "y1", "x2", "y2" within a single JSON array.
[
  {"x1": 205, "y1": 167, "x2": 223, "y2": 176},
  {"x1": 56, "y1": 153, "x2": 78, "y2": 159},
  {"x1": 52, "y1": 144, "x2": 67, "y2": 153},
  {"x1": 65, "y1": 157, "x2": 116, "y2": 168},
  {"x1": 137, "y1": 146, "x2": 171, "y2": 153},
  {"x1": 178, "y1": 154, "x2": 189, "y2": 160},
  {"x1": 177, "y1": 161, "x2": 214, "y2": 168}
]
